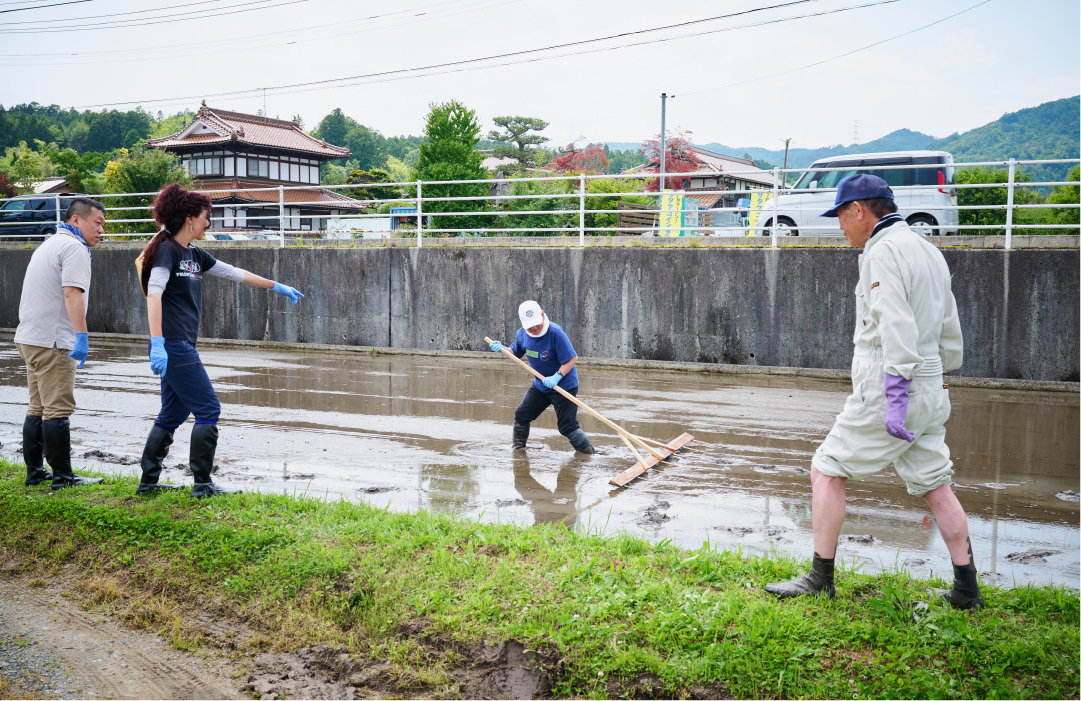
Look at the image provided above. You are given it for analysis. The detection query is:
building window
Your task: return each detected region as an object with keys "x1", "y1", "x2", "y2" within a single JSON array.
[
  {"x1": 189, "y1": 155, "x2": 222, "y2": 176},
  {"x1": 247, "y1": 158, "x2": 269, "y2": 178}
]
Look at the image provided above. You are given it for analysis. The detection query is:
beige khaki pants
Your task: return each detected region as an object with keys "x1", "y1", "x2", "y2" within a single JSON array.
[{"x1": 17, "y1": 343, "x2": 77, "y2": 421}]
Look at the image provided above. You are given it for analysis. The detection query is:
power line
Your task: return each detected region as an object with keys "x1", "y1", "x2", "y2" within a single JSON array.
[
  {"x1": 1, "y1": 0, "x2": 228, "y2": 25},
  {"x1": 0, "y1": 0, "x2": 309, "y2": 33},
  {"x1": 0, "y1": 0, "x2": 512, "y2": 62},
  {"x1": 679, "y1": 0, "x2": 993, "y2": 97},
  {"x1": 80, "y1": 0, "x2": 833, "y2": 108},
  {"x1": 0, "y1": 0, "x2": 91, "y2": 13}
]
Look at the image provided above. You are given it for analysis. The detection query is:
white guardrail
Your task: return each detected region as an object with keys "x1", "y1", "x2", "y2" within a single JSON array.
[{"x1": 1, "y1": 158, "x2": 1077, "y2": 250}]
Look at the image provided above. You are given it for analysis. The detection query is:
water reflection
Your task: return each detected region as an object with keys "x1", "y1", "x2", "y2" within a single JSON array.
[{"x1": 0, "y1": 336, "x2": 1076, "y2": 589}]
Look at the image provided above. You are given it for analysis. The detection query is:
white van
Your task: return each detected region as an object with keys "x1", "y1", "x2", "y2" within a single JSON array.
[{"x1": 758, "y1": 151, "x2": 958, "y2": 236}]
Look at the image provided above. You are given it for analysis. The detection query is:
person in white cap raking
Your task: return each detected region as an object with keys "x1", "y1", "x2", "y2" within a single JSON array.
[{"x1": 489, "y1": 301, "x2": 594, "y2": 454}]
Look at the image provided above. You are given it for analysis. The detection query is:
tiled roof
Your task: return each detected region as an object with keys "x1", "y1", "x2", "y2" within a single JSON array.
[
  {"x1": 148, "y1": 102, "x2": 350, "y2": 159},
  {"x1": 482, "y1": 155, "x2": 519, "y2": 171},
  {"x1": 683, "y1": 192, "x2": 725, "y2": 208},
  {"x1": 193, "y1": 178, "x2": 369, "y2": 210}
]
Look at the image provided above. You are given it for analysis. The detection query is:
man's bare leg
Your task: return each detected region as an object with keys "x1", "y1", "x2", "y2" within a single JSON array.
[
  {"x1": 812, "y1": 467, "x2": 847, "y2": 559},
  {"x1": 923, "y1": 483, "x2": 984, "y2": 609},
  {"x1": 765, "y1": 467, "x2": 846, "y2": 599}
]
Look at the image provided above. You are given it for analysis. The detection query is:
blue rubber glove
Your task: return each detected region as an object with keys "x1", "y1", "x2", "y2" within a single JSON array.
[
  {"x1": 69, "y1": 332, "x2": 89, "y2": 369},
  {"x1": 149, "y1": 336, "x2": 168, "y2": 378},
  {"x1": 490, "y1": 341, "x2": 505, "y2": 353},
  {"x1": 542, "y1": 372, "x2": 563, "y2": 389},
  {"x1": 883, "y1": 372, "x2": 915, "y2": 442},
  {"x1": 272, "y1": 281, "x2": 304, "y2": 305}
]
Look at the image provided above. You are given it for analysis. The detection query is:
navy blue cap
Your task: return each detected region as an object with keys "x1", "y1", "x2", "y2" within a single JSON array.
[{"x1": 821, "y1": 173, "x2": 894, "y2": 217}]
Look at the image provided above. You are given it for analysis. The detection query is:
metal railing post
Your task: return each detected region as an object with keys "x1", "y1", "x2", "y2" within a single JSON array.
[
  {"x1": 579, "y1": 173, "x2": 586, "y2": 246},
  {"x1": 771, "y1": 167, "x2": 780, "y2": 249},
  {"x1": 278, "y1": 185, "x2": 285, "y2": 248},
  {"x1": 416, "y1": 180, "x2": 423, "y2": 248},
  {"x1": 53, "y1": 193, "x2": 61, "y2": 232},
  {"x1": 1004, "y1": 158, "x2": 1016, "y2": 250}
]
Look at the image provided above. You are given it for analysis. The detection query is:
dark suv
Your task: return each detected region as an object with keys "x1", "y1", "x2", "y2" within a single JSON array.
[{"x1": 0, "y1": 194, "x2": 81, "y2": 239}]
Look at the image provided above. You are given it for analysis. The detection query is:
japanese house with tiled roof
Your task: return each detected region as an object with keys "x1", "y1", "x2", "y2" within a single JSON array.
[{"x1": 147, "y1": 101, "x2": 365, "y2": 232}]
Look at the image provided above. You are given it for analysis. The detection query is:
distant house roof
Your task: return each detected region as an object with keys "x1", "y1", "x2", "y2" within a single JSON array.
[
  {"x1": 148, "y1": 101, "x2": 350, "y2": 160},
  {"x1": 627, "y1": 145, "x2": 780, "y2": 188},
  {"x1": 481, "y1": 154, "x2": 519, "y2": 171},
  {"x1": 31, "y1": 176, "x2": 70, "y2": 194},
  {"x1": 194, "y1": 178, "x2": 369, "y2": 210}
]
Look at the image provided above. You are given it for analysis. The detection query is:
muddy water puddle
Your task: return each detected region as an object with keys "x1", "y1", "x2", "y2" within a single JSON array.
[{"x1": 0, "y1": 337, "x2": 1077, "y2": 589}]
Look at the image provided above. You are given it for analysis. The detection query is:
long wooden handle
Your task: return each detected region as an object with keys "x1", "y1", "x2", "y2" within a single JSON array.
[{"x1": 485, "y1": 337, "x2": 667, "y2": 461}]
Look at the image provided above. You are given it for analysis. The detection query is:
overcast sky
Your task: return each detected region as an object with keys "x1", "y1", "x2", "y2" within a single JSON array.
[{"x1": 1, "y1": 0, "x2": 1077, "y2": 150}]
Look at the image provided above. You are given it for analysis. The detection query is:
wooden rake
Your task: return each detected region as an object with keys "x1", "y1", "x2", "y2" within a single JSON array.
[{"x1": 484, "y1": 336, "x2": 694, "y2": 487}]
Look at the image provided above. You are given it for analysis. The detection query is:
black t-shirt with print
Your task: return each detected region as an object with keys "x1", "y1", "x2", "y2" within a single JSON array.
[{"x1": 153, "y1": 240, "x2": 218, "y2": 344}]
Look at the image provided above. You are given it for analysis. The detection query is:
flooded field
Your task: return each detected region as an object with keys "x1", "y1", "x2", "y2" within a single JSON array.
[{"x1": 0, "y1": 336, "x2": 1077, "y2": 589}]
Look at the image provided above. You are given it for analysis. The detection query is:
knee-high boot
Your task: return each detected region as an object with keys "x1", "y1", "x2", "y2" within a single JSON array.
[
  {"x1": 512, "y1": 425, "x2": 529, "y2": 450},
  {"x1": 22, "y1": 415, "x2": 51, "y2": 486},
  {"x1": 44, "y1": 418, "x2": 104, "y2": 490},
  {"x1": 137, "y1": 425, "x2": 182, "y2": 494},
  {"x1": 565, "y1": 428, "x2": 595, "y2": 454},
  {"x1": 189, "y1": 424, "x2": 241, "y2": 499}
]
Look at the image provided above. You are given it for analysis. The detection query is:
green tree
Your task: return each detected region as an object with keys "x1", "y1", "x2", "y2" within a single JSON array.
[
  {"x1": 487, "y1": 115, "x2": 549, "y2": 169},
  {"x1": 150, "y1": 111, "x2": 195, "y2": 139},
  {"x1": 312, "y1": 108, "x2": 353, "y2": 148},
  {"x1": 43, "y1": 146, "x2": 104, "y2": 193},
  {"x1": 103, "y1": 147, "x2": 192, "y2": 234},
  {"x1": 955, "y1": 166, "x2": 1038, "y2": 233},
  {"x1": 413, "y1": 100, "x2": 490, "y2": 234},
  {"x1": 1048, "y1": 165, "x2": 1080, "y2": 230},
  {"x1": 2, "y1": 140, "x2": 53, "y2": 193},
  {"x1": 345, "y1": 168, "x2": 399, "y2": 200}
]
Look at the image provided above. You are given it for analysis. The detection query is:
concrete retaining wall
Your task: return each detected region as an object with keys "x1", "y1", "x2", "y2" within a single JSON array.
[{"x1": 1, "y1": 246, "x2": 1077, "y2": 381}]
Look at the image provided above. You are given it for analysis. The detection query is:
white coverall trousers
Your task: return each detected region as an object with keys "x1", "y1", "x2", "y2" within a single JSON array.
[{"x1": 811, "y1": 345, "x2": 954, "y2": 497}]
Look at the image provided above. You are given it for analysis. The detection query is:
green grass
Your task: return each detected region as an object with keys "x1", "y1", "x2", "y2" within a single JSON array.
[{"x1": 0, "y1": 458, "x2": 1077, "y2": 699}]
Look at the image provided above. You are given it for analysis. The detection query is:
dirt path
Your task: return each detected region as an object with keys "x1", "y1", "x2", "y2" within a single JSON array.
[{"x1": 0, "y1": 573, "x2": 244, "y2": 699}]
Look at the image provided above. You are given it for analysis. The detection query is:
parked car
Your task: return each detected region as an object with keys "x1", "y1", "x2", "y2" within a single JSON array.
[
  {"x1": 0, "y1": 194, "x2": 82, "y2": 239},
  {"x1": 756, "y1": 151, "x2": 958, "y2": 236}
]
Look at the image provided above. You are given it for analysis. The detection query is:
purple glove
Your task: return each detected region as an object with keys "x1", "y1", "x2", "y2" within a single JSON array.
[{"x1": 883, "y1": 372, "x2": 915, "y2": 442}]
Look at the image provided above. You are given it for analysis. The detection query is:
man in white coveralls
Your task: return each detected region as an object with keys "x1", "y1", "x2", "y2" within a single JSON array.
[{"x1": 764, "y1": 174, "x2": 983, "y2": 610}]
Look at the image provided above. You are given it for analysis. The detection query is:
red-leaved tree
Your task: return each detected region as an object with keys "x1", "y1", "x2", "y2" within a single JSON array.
[
  {"x1": 641, "y1": 129, "x2": 699, "y2": 191},
  {"x1": 548, "y1": 141, "x2": 609, "y2": 176},
  {"x1": 0, "y1": 172, "x2": 16, "y2": 199}
]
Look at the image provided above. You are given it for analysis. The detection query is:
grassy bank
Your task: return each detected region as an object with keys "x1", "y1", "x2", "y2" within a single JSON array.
[{"x1": 0, "y1": 459, "x2": 1076, "y2": 699}]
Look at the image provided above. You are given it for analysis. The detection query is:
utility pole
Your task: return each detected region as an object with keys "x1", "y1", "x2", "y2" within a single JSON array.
[
  {"x1": 659, "y1": 93, "x2": 667, "y2": 192},
  {"x1": 781, "y1": 137, "x2": 791, "y2": 188}
]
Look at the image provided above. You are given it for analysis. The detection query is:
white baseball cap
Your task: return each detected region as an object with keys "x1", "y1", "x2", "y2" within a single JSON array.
[{"x1": 518, "y1": 300, "x2": 543, "y2": 329}]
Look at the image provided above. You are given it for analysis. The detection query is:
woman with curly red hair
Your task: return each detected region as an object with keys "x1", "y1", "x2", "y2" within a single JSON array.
[{"x1": 135, "y1": 183, "x2": 304, "y2": 498}]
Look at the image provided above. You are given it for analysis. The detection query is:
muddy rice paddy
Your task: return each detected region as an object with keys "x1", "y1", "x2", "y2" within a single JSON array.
[{"x1": 0, "y1": 336, "x2": 1077, "y2": 589}]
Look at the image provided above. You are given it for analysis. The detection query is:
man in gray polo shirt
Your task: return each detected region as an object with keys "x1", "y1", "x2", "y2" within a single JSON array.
[{"x1": 14, "y1": 197, "x2": 107, "y2": 489}]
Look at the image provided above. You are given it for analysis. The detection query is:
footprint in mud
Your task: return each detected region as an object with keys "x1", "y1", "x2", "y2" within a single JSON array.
[
  {"x1": 752, "y1": 464, "x2": 808, "y2": 475},
  {"x1": 1005, "y1": 549, "x2": 1061, "y2": 564},
  {"x1": 637, "y1": 501, "x2": 671, "y2": 525},
  {"x1": 363, "y1": 486, "x2": 397, "y2": 494},
  {"x1": 82, "y1": 450, "x2": 138, "y2": 465}
]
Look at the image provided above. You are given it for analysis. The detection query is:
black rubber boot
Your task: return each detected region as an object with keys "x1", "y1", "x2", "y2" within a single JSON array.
[
  {"x1": 22, "y1": 415, "x2": 51, "y2": 486},
  {"x1": 512, "y1": 425, "x2": 529, "y2": 450},
  {"x1": 189, "y1": 424, "x2": 241, "y2": 499},
  {"x1": 935, "y1": 562, "x2": 985, "y2": 610},
  {"x1": 765, "y1": 554, "x2": 836, "y2": 599},
  {"x1": 136, "y1": 425, "x2": 182, "y2": 495},
  {"x1": 43, "y1": 418, "x2": 104, "y2": 490},
  {"x1": 565, "y1": 428, "x2": 595, "y2": 454}
]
